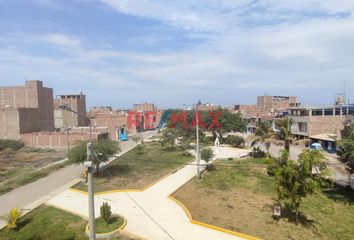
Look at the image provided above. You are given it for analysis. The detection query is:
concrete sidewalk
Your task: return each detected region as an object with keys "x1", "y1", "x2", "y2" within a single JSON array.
[
  {"x1": 0, "y1": 130, "x2": 157, "y2": 229},
  {"x1": 47, "y1": 147, "x2": 257, "y2": 240}
]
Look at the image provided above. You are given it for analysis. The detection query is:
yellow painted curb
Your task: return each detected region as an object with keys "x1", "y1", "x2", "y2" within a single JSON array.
[
  {"x1": 86, "y1": 215, "x2": 127, "y2": 237},
  {"x1": 168, "y1": 196, "x2": 262, "y2": 240}
]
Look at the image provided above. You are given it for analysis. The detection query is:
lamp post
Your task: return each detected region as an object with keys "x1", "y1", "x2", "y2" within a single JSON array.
[
  {"x1": 59, "y1": 104, "x2": 95, "y2": 240},
  {"x1": 182, "y1": 104, "x2": 200, "y2": 178},
  {"x1": 196, "y1": 109, "x2": 201, "y2": 179}
]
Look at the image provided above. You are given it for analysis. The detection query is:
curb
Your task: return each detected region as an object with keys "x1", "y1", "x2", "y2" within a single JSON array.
[
  {"x1": 85, "y1": 215, "x2": 127, "y2": 239},
  {"x1": 168, "y1": 195, "x2": 261, "y2": 240}
]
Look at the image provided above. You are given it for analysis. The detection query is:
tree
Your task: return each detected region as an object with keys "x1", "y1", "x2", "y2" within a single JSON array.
[
  {"x1": 337, "y1": 124, "x2": 354, "y2": 186},
  {"x1": 275, "y1": 149, "x2": 328, "y2": 224},
  {"x1": 274, "y1": 118, "x2": 293, "y2": 153},
  {"x1": 251, "y1": 120, "x2": 274, "y2": 147},
  {"x1": 225, "y1": 135, "x2": 245, "y2": 148},
  {"x1": 265, "y1": 140, "x2": 271, "y2": 158},
  {"x1": 100, "y1": 202, "x2": 112, "y2": 224},
  {"x1": 131, "y1": 134, "x2": 145, "y2": 154},
  {"x1": 68, "y1": 139, "x2": 120, "y2": 174},
  {"x1": 201, "y1": 148, "x2": 214, "y2": 163},
  {"x1": 179, "y1": 136, "x2": 191, "y2": 154},
  {"x1": 206, "y1": 109, "x2": 246, "y2": 142},
  {"x1": 160, "y1": 128, "x2": 178, "y2": 148}
]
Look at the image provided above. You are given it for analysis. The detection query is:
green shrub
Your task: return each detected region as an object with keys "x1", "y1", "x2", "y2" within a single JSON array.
[
  {"x1": 250, "y1": 146, "x2": 266, "y2": 158},
  {"x1": 201, "y1": 148, "x2": 214, "y2": 163},
  {"x1": 136, "y1": 144, "x2": 145, "y2": 155},
  {"x1": 225, "y1": 135, "x2": 245, "y2": 148},
  {"x1": 0, "y1": 139, "x2": 24, "y2": 151},
  {"x1": 100, "y1": 202, "x2": 112, "y2": 224}
]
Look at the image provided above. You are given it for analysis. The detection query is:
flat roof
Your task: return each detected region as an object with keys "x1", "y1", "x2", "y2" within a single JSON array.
[{"x1": 289, "y1": 104, "x2": 354, "y2": 110}]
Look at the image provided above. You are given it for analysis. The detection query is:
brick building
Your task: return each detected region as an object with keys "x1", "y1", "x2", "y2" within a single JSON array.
[
  {"x1": 289, "y1": 104, "x2": 354, "y2": 152},
  {"x1": 53, "y1": 93, "x2": 88, "y2": 129},
  {"x1": 0, "y1": 80, "x2": 54, "y2": 139},
  {"x1": 88, "y1": 107, "x2": 128, "y2": 139},
  {"x1": 232, "y1": 95, "x2": 300, "y2": 133},
  {"x1": 132, "y1": 103, "x2": 157, "y2": 112},
  {"x1": 257, "y1": 96, "x2": 299, "y2": 115}
]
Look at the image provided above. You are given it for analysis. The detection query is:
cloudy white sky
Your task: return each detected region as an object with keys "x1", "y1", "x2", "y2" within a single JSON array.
[{"x1": 0, "y1": 0, "x2": 353, "y2": 108}]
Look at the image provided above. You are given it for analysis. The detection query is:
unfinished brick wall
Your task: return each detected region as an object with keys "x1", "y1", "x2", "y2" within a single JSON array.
[
  {"x1": 308, "y1": 115, "x2": 346, "y2": 136},
  {"x1": 53, "y1": 93, "x2": 88, "y2": 129},
  {"x1": 0, "y1": 80, "x2": 54, "y2": 137},
  {"x1": 21, "y1": 131, "x2": 110, "y2": 148}
]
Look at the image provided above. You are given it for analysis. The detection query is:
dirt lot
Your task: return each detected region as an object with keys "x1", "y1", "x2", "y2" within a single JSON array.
[
  {"x1": 0, "y1": 147, "x2": 67, "y2": 171},
  {"x1": 0, "y1": 147, "x2": 68, "y2": 194}
]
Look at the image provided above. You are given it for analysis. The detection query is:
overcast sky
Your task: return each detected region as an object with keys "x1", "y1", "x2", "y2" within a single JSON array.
[{"x1": 0, "y1": 0, "x2": 353, "y2": 109}]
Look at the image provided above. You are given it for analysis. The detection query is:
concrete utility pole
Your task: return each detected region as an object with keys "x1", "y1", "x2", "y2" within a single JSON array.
[
  {"x1": 66, "y1": 121, "x2": 71, "y2": 153},
  {"x1": 59, "y1": 104, "x2": 96, "y2": 240},
  {"x1": 196, "y1": 110, "x2": 201, "y2": 179}
]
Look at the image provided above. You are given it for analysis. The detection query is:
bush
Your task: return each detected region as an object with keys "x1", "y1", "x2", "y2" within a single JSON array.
[
  {"x1": 250, "y1": 146, "x2": 266, "y2": 158},
  {"x1": 201, "y1": 148, "x2": 214, "y2": 163},
  {"x1": 206, "y1": 163, "x2": 216, "y2": 171},
  {"x1": 100, "y1": 202, "x2": 112, "y2": 224},
  {"x1": 2, "y1": 207, "x2": 21, "y2": 230},
  {"x1": 225, "y1": 135, "x2": 245, "y2": 148},
  {"x1": 0, "y1": 139, "x2": 24, "y2": 151},
  {"x1": 136, "y1": 144, "x2": 145, "y2": 155}
]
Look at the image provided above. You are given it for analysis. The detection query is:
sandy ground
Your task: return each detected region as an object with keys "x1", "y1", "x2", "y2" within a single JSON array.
[{"x1": 0, "y1": 147, "x2": 67, "y2": 171}]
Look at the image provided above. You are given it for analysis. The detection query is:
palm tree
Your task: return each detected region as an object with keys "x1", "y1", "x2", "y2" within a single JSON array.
[
  {"x1": 274, "y1": 118, "x2": 293, "y2": 153},
  {"x1": 251, "y1": 120, "x2": 274, "y2": 147}
]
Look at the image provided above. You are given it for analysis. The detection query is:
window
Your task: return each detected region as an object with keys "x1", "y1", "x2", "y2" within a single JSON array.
[
  {"x1": 343, "y1": 107, "x2": 348, "y2": 115},
  {"x1": 335, "y1": 108, "x2": 341, "y2": 116},
  {"x1": 312, "y1": 109, "x2": 323, "y2": 116},
  {"x1": 324, "y1": 109, "x2": 333, "y2": 116},
  {"x1": 349, "y1": 107, "x2": 354, "y2": 115}
]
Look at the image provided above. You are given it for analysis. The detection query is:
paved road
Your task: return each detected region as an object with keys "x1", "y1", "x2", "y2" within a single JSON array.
[
  {"x1": 0, "y1": 131, "x2": 156, "y2": 219},
  {"x1": 47, "y1": 147, "x2": 252, "y2": 240}
]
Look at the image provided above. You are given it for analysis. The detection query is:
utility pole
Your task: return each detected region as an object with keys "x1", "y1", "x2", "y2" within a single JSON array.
[
  {"x1": 66, "y1": 121, "x2": 70, "y2": 153},
  {"x1": 196, "y1": 109, "x2": 201, "y2": 179},
  {"x1": 59, "y1": 104, "x2": 96, "y2": 240}
]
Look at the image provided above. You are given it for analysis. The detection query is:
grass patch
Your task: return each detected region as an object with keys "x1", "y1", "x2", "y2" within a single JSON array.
[
  {"x1": 0, "y1": 205, "x2": 87, "y2": 240},
  {"x1": 95, "y1": 215, "x2": 124, "y2": 233},
  {"x1": 173, "y1": 158, "x2": 354, "y2": 240},
  {"x1": 0, "y1": 161, "x2": 69, "y2": 195},
  {"x1": 0, "y1": 205, "x2": 136, "y2": 240},
  {"x1": 73, "y1": 142, "x2": 193, "y2": 192}
]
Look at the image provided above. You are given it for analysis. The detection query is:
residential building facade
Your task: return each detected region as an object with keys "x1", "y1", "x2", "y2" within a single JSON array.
[
  {"x1": 53, "y1": 93, "x2": 88, "y2": 129},
  {"x1": 0, "y1": 80, "x2": 54, "y2": 139}
]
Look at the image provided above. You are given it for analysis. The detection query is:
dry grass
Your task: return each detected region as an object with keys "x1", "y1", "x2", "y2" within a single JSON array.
[{"x1": 173, "y1": 158, "x2": 354, "y2": 240}]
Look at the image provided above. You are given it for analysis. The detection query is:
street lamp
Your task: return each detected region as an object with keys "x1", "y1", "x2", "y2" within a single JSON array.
[
  {"x1": 58, "y1": 104, "x2": 96, "y2": 240},
  {"x1": 182, "y1": 104, "x2": 200, "y2": 178}
]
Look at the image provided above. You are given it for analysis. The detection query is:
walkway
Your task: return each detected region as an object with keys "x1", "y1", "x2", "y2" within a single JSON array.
[
  {"x1": 47, "y1": 146, "x2": 255, "y2": 240},
  {"x1": 0, "y1": 131, "x2": 156, "y2": 228}
]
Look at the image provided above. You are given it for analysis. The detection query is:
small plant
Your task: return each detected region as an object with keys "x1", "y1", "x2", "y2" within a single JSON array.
[
  {"x1": 100, "y1": 202, "x2": 112, "y2": 225},
  {"x1": 0, "y1": 139, "x2": 24, "y2": 151},
  {"x1": 201, "y1": 148, "x2": 214, "y2": 163},
  {"x1": 2, "y1": 207, "x2": 21, "y2": 230},
  {"x1": 250, "y1": 146, "x2": 266, "y2": 158},
  {"x1": 136, "y1": 144, "x2": 145, "y2": 155}
]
